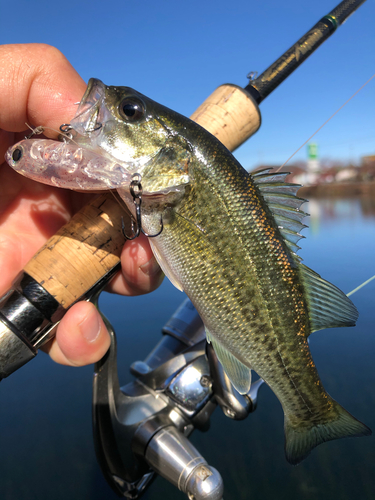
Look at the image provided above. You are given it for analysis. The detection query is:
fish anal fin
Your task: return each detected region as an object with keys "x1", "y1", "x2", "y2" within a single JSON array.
[
  {"x1": 285, "y1": 401, "x2": 371, "y2": 465},
  {"x1": 299, "y1": 263, "x2": 359, "y2": 334},
  {"x1": 206, "y1": 330, "x2": 251, "y2": 394}
]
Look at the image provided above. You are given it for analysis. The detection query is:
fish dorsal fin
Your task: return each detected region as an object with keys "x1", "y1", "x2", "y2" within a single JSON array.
[
  {"x1": 206, "y1": 330, "x2": 251, "y2": 394},
  {"x1": 298, "y1": 263, "x2": 359, "y2": 333},
  {"x1": 252, "y1": 169, "x2": 289, "y2": 183},
  {"x1": 252, "y1": 170, "x2": 358, "y2": 333},
  {"x1": 252, "y1": 170, "x2": 308, "y2": 258}
]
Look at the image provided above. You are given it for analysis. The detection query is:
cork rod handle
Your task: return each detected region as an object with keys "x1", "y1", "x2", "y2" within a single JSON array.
[{"x1": 23, "y1": 85, "x2": 260, "y2": 309}]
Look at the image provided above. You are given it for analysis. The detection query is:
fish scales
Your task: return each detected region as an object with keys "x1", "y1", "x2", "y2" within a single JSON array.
[
  {"x1": 144, "y1": 134, "x2": 327, "y2": 420},
  {"x1": 139, "y1": 121, "x2": 369, "y2": 461},
  {"x1": 5, "y1": 78, "x2": 370, "y2": 464}
]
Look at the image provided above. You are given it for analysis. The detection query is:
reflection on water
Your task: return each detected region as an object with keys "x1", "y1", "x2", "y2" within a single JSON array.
[
  {"x1": 0, "y1": 194, "x2": 374, "y2": 500},
  {"x1": 307, "y1": 195, "x2": 375, "y2": 238},
  {"x1": 309, "y1": 196, "x2": 375, "y2": 225}
]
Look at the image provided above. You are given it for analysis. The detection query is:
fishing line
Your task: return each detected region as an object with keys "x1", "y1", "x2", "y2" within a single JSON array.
[
  {"x1": 276, "y1": 72, "x2": 375, "y2": 172},
  {"x1": 109, "y1": 188, "x2": 135, "y2": 229},
  {"x1": 273, "y1": 74, "x2": 375, "y2": 297},
  {"x1": 24, "y1": 122, "x2": 81, "y2": 144},
  {"x1": 109, "y1": 188, "x2": 128, "y2": 212},
  {"x1": 346, "y1": 274, "x2": 375, "y2": 297}
]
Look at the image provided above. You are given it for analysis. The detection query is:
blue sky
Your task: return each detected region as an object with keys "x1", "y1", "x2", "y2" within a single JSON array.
[{"x1": 3, "y1": 0, "x2": 374, "y2": 171}]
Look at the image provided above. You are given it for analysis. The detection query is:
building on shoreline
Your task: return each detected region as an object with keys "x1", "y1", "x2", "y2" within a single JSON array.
[{"x1": 252, "y1": 153, "x2": 375, "y2": 187}]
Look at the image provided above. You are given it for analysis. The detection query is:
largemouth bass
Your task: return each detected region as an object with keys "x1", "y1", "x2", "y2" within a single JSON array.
[{"x1": 6, "y1": 78, "x2": 371, "y2": 464}]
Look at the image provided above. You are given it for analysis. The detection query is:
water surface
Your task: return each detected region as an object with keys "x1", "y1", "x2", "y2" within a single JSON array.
[{"x1": 0, "y1": 194, "x2": 374, "y2": 500}]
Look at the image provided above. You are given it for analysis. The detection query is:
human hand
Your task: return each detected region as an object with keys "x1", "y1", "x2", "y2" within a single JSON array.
[{"x1": 0, "y1": 43, "x2": 163, "y2": 367}]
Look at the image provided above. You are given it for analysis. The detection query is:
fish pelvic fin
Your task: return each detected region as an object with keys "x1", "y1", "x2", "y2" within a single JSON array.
[
  {"x1": 206, "y1": 330, "x2": 252, "y2": 394},
  {"x1": 284, "y1": 402, "x2": 371, "y2": 465},
  {"x1": 149, "y1": 239, "x2": 184, "y2": 292}
]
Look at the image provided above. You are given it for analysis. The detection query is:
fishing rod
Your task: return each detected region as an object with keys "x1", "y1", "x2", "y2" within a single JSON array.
[
  {"x1": 191, "y1": 0, "x2": 368, "y2": 150},
  {"x1": 0, "y1": 1, "x2": 369, "y2": 499},
  {"x1": 0, "y1": 0, "x2": 366, "y2": 380}
]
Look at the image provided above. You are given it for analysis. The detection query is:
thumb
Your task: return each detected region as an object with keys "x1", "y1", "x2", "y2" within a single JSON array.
[{"x1": 43, "y1": 301, "x2": 110, "y2": 366}]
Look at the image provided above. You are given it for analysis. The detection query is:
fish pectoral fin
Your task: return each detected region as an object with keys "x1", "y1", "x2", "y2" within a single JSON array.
[
  {"x1": 206, "y1": 330, "x2": 251, "y2": 394},
  {"x1": 149, "y1": 239, "x2": 184, "y2": 292},
  {"x1": 142, "y1": 174, "x2": 190, "y2": 196},
  {"x1": 299, "y1": 263, "x2": 359, "y2": 334},
  {"x1": 284, "y1": 400, "x2": 371, "y2": 465}
]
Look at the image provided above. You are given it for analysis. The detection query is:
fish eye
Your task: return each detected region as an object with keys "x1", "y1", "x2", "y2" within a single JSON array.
[
  {"x1": 12, "y1": 147, "x2": 23, "y2": 163},
  {"x1": 119, "y1": 97, "x2": 145, "y2": 122}
]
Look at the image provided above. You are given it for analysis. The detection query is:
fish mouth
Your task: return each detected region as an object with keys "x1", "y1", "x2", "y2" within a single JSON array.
[{"x1": 70, "y1": 78, "x2": 106, "y2": 136}]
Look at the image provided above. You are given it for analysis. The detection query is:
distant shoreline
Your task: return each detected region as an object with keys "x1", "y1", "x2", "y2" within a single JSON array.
[{"x1": 298, "y1": 181, "x2": 375, "y2": 198}]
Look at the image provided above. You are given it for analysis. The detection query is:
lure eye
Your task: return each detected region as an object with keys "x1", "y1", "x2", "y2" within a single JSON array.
[
  {"x1": 119, "y1": 97, "x2": 145, "y2": 122},
  {"x1": 12, "y1": 147, "x2": 23, "y2": 162}
]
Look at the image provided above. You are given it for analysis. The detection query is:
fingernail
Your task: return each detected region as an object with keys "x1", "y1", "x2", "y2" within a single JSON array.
[
  {"x1": 79, "y1": 307, "x2": 101, "y2": 343},
  {"x1": 139, "y1": 255, "x2": 160, "y2": 277}
]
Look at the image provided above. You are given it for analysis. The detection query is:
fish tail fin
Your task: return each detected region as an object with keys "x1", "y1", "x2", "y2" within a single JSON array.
[{"x1": 284, "y1": 402, "x2": 371, "y2": 465}]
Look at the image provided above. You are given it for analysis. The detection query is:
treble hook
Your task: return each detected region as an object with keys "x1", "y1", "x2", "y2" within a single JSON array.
[
  {"x1": 59, "y1": 123, "x2": 74, "y2": 142},
  {"x1": 60, "y1": 122, "x2": 103, "y2": 137},
  {"x1": 122, "y1": 173, "x2": 163, "y2": 240}
]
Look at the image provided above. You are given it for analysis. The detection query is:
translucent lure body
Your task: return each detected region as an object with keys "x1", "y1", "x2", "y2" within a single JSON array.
[
  {"x1": 6, "y1": 138, "x2": 188, "y2": 199},
  {"x1": 6, "y1": 139, "x2": 132, "y2": 190}
]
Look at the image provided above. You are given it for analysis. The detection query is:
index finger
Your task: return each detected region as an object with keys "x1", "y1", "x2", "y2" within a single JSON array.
[{"x1": 0, "y1": 43, "x2": 86, "y2": 142}]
